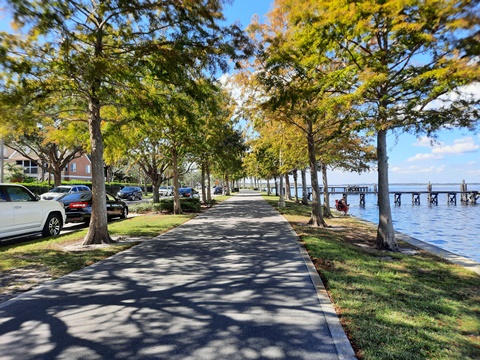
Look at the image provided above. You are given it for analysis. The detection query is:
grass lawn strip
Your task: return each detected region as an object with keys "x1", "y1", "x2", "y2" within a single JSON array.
[
  {"x1": 0, "y1": 214, "x2": 195, "y2": 303},
  {"x1": 263, "y1": 196, "x2": 480, "y2": 360}
]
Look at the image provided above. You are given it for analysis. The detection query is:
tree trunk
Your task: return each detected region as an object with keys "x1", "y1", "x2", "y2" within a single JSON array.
[
  {"x1": 201, "y1": 162, "x2": 207, "y2": 204},
  {"x1": 307, "y1": 131, "x2": 327, "y2": 227},
  {"x1": 172, "y1": 146, "x2": 182, "y2": 214},
  {"x1": 376, "y1": 129, "x2": 398, "y2": 251},
  {"x1": 285, "y1": 172, "x2": 292, "y2": 200},
  {"x1": 152, "y1": 176, "x2": 160, "y2": 203},
  {"x1": 83, "y1": 98, "x2": 112, "y2": 245},
  {"x1": 293, "y1": 169, "x2": 299, "y2": 203},
  {"x1": 301, "y1": 169, "x2": 309, "y2": 205},
  {"x1": 267, "y1": 178, "x2": 271, "y2": 195},
  {"x1": 225, "y1": 174, "x2": 231, "y2": 195},
  {"x1": 206, "y1": 161, "x2": 212, "y2": 203},
  {"x1": 322, "y1": 164, "x2": 333, "y2": 217},
  {"x1": 52, "y1": 164, "x2": 62, "y2": 187}
]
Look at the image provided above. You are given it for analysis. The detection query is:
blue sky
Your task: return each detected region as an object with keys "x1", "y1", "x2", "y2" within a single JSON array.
[{"x1": 223, "y1": 1, "x2": 480, "y2": 185}]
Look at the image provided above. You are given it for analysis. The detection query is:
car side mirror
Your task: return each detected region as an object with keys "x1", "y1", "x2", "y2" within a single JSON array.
[{"x1": 35, "y1": 195, "x2": 41, "y2": 201}]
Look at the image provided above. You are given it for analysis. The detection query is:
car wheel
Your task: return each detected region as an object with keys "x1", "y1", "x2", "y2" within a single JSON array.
[
  {"x1": 42, "y1": 213, "x2": 62, "y2": 237},
  {"x1": 129, "y1": 195, "x2": 134, "y2": 201},
  {"x1": 120, "y1": 207, "x2": 128, "y2": 219}
]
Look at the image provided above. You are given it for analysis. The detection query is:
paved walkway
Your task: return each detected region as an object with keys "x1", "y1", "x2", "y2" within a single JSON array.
[{"x1": 0, "y1": 191, "x2": 355, "y2": 360}]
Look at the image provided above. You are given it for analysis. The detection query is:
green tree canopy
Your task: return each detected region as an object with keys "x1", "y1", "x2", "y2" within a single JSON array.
[
  {"x1": 258, "y1": 0, "x2": 479, "y2": 249},
  {"x1": 1, "y1": 0, "x2": 252, "y2": 244}
]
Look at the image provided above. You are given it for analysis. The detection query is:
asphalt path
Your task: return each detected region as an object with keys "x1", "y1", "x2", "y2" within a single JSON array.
[{"x1": 0, "y1": 191, "x2": 355, "y2": 360}]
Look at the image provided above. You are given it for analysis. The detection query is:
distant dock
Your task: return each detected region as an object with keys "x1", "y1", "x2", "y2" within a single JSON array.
[
  {"x1": 390, "y1": 191, "x2": 479, "y2": 205},
  {"x1": 314, "y1": 182, "x2": 479, "y2": 206}
]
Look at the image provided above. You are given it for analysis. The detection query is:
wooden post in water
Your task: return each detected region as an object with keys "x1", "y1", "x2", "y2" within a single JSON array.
[
  {"x1": 461, "y1": 180, "x2": 468, "y2": 203},
  {"x1": 359, "y1": 193, "x2": 366, "y2": 206},
  {"x1": 412, "y1": 192, "x2": 420, "y2": 205},
  {"x1": 427, "y1": 181, "x2": 432, "y2": 203},
  {"x1": 448, "y1": 192, "x2": 457, "y2": 205},
  {"x1": 394, "y1": 193, "x2": 401, "y2": 205},
  {"x1": 469, "y1": 191, "x2": 479, "y2": 204}
]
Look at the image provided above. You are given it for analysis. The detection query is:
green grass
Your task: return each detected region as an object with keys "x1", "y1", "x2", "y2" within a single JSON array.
[
  {"x1": 263, "y1": 195, "x2": 480, "y2": 360},
  {"x1": 0, "y1": 214, "x2": 194, "y2": 279}
]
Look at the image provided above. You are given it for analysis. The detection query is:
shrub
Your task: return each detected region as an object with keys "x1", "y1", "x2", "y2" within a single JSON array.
[{"x1": 129, "y1": 198, "x2": 201, "y2": 214}]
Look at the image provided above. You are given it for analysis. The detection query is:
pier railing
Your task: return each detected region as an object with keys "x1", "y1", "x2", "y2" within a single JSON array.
[{"x1": 320, "y1": 189, "x2": 479, "y2": 206}]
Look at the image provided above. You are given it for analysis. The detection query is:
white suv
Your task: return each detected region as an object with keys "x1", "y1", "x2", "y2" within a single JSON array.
[
  {"x1": 0, "y1": 184, "x2": 66, "y2": 240},
  {"x1": 159, "y1": 186, "x2": 174, "y2": 196}
]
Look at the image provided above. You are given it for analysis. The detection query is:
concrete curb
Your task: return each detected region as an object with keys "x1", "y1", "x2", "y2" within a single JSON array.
[{"x1": 394, "y1": 232, "x2": 480, "y2": 275}]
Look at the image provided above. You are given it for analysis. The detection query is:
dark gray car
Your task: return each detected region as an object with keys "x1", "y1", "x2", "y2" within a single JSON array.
[
  {"x1": 117, "y1": 186, "x2": 142, "y2": 201},
  {"x1": 57, "y1": 191, "x2": 128, "y2": 224}
]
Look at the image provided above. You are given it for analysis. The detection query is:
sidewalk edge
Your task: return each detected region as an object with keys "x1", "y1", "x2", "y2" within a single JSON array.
[{"x1": 283, "y1": 218, "x2": 357, "y2": 360}]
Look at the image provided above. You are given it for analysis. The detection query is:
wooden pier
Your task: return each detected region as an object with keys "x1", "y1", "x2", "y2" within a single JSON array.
[
  {"x1": 319, "y1": 186, "x2": 371, "y2": 193},
  {"x1": 331, "y1": 190, "x2": 479, "y2": 206},
  {"x1": 390, "y1": 191, "x2": 479, "y2": 205},
  {"x1": 309, "y1": 182, "x2": 479, "y2": 206}
]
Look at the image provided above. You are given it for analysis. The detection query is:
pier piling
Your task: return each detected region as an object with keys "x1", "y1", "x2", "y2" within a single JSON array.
[
  {"x1": 394, "y1": 193, "x2": 402, "y2": 206},
  {"x1": 448, "y1": 193, "x2": 457, "y2": 205},
  {"x1": 428, "y1": 192, "x2": 438, "y2": 205},
  {"x1": 469, "y1": 191, "x2": 479, "y2": 204},
  {"x1": 461, "y1": 180, "x2": 468, "y2": 203},
  {"x1": 359, "y1": 193, "x2": 366, "y2": 206},
  {"x1": 412, "y1": 192, "x2": 421, "y2": 205}
]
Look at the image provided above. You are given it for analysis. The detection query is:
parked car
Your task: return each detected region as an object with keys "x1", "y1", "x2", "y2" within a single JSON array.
[
  {"x1": 178, "y1": 187, "x2": 199, "y2": 198},
  {"x1": 0, "y1": 183, "x2": 66, "y2": 240},
  {"x1": 117, "y1": 186, "x2": 142, "y2": 201},
  {"x1": 159, "y1": 186, "x2": 174, "y2": 197},
  {"x1": 40, "y1": 185, "x2": 91, "y2": 201},
  {"x1": 57, "y1": 191, "x2": 128, "y2": 224},
  {"x1": 213, "y1": 186, "x2": 223, "y2": 195}
]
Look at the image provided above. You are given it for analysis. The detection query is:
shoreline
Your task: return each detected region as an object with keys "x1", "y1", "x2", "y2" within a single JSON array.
[{"x1": 353, "y1": 216, "x2": 480, "y2": 275}]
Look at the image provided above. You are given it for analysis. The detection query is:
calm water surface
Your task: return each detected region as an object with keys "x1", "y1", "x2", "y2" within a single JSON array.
[{"x1": 290, "y1": 184, "x2": 480, "y2": 264}]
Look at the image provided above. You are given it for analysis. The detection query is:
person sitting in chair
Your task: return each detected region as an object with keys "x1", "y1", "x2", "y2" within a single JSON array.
[{"x1": 335, "y1": 195, "x2": 349, "y2": 214}]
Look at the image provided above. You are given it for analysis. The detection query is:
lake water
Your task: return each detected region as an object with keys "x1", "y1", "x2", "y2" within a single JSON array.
[{"x1": 281, "y1": 184, "x2": 480, "y2": 264}]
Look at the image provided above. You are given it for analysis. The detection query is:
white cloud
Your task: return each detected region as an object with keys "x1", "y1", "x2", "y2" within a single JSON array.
[
  {"x1": 409, "y1": 137, "x2": 479, "y2": 163},
  {"x1": 407, "y1": 153, "x2": 443, "y2": 162},
  {"x1": 425, "y1": 82, "x2": 480, "y2": 110},
  {"x1": 431, "y1": 137, "x2": 479, "y2": 155},
  {"x1": 412, "y1": 136, "x2": 443, "y2": 148},
  {"x1": 391, "y1": 165, "x2": 440, "y2": 174}
]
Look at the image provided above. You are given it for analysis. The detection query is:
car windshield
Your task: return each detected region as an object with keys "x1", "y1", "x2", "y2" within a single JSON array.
[
  {"x1": 50, "y1": 187, "x2": 71, "y2": 193},
  {"x1": 122, "y1": 187, "x2": 135, "y2": 191}
]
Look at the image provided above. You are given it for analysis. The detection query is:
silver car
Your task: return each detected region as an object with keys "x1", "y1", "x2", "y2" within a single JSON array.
[
  {"x1": 0, "y1": 184, "x2": 66, "y2": 240},
  {"x1": 40, "y1": 185, "x2": 91, "y2": 201}
]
